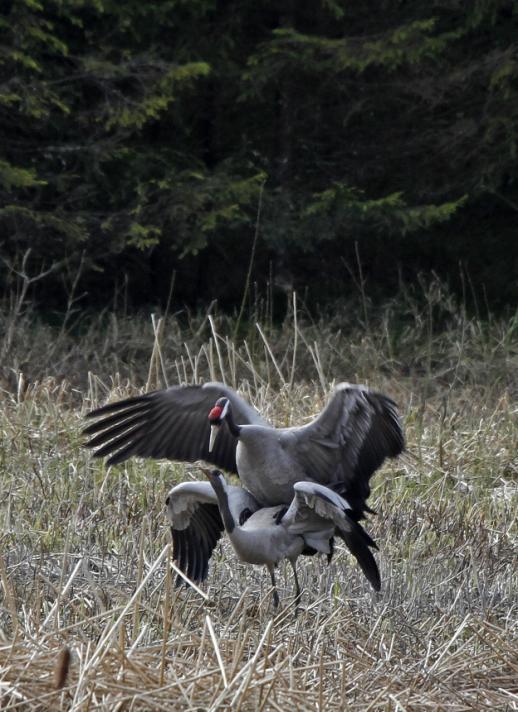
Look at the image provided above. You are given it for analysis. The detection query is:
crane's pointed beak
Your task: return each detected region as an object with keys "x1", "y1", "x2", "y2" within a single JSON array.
[{"x1": 208, "y1": 424, "x2": 220, "y2": 453}]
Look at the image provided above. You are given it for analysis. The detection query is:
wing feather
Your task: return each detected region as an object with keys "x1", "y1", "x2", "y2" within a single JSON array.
[
  {"x1": 283, "y1": 481, "x2": 352, "y2": 529},
  {"x1": 291, "y1": 384, "x2": 404, "y2": 518},
  {"x1": 338, "y1": 526, "x2": 381, "y2": 591},
  {"x1": 172, "y1": 528, "x2": 185, "y2": 585},
  {"x1": 166, "y1": 481, "x2": 223, "y2": 585},
  {"x1": 84, "y1": 382, "x2": 267, "y2": 473},
  {"x1": 282, "y1": 481, "x2": 381, "y2": 590},
  {"x1": 166, "y1": 480, "x2": 258, "y2": 585}
]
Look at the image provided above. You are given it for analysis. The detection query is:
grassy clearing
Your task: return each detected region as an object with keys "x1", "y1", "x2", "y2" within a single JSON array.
[{"x1": 0, "y1": 284, "x2": 517, "y2": 710}]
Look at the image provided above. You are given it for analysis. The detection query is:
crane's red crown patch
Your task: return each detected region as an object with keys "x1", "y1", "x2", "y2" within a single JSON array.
[{"x1": 208, "y1": 405, "x2": 223, "y2": 421}]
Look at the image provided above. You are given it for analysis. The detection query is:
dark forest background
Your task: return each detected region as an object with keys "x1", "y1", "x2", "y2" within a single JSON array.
[{"x1": 1, "y1": 0, "x2": 517, "y2": 315}]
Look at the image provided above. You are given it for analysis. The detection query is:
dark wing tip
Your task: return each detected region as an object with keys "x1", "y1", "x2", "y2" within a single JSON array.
[
  {"x1": 106, "y1": 450, "x2": 129, "y2": 467},
  {"x1": 339, "y1": 522, "x2": 381, "y2": 591},
  {"x1": 344, "y1": 389, "x2": 405, "y2": 513},
  {"x1": 170, "y1": 504, "x2": 223, "y2": 587},
  {"x1": 373, "y1": 571, "x2": 381, "y2": 590},
  {"x1": 85, "y1": 392, "x2": 154, "y2": 418},
  {"x1": 374, "y1": 392, "x2": 405, "y2": 457}
]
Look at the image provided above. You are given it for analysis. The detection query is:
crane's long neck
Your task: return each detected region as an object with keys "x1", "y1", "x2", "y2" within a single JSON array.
[
  {"x1": 224, "y1": 404, "x2": 241, "y2": 438},
  {"x1": 210, "y1": 479, "x2": 236, "y2": 534},
  {"x1": 208, "y1": 480, "x2": 269, "y2": 566}
]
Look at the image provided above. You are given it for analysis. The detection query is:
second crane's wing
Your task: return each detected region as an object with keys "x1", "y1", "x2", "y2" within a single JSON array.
[
  {"x1": 166, "y1": 480, "x2": 261, "y2": 585},
  {"x1": 283, "y1": 481, "x2": 381, "y2": 591},
  {"x1": 166, "y1": 481, "x2": 223, "y2": 584},
  {"x1": 282, "y1": 480, "x2": 352, "y2": 529},
  {"x1": 83, "y1": 382, "x2": 267, "y2": 473},
  {"x1": 289, "y1": 384, "x2": 404, "y2": 519}
]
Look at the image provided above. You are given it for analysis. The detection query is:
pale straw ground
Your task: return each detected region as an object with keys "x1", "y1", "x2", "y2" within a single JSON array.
[{"x1": 1, "y1": 288, "x2": 516, "y2": 710}]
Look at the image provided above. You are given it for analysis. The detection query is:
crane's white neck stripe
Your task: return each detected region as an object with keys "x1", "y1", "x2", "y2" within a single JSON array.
[{"x1": 220, "y1": 399, "x2": 230, "y2": 420}]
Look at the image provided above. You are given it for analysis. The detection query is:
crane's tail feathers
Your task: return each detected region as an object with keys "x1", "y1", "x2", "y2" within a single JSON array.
[
  {"x1": 355, "y1": 524, "x2": 378, "y2": 551},
  {"x1": 338, "y1": 523, "x2": 381, "y2": 591}
]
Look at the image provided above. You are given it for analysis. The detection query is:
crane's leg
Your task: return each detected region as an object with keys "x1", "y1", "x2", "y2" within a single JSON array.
[
  {"x1": 289, "y1": 559, "x2": 302, "y2": 616},
  {"x1": 327, "y1": 537, "x2": 334, "y2": 565},
  {"x1": 267, "y1": 565, "x2": 279, "y2": 608}
]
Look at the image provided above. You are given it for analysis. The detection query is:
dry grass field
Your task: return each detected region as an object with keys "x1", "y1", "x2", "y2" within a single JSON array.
[{"x1": 0, "y1": 285, "x2": 517, "y2": 710}]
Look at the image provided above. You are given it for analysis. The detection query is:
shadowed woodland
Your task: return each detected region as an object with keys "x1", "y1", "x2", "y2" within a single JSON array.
[{"x1": 1, "y1": 0, "x2": 517, "y2": 312}]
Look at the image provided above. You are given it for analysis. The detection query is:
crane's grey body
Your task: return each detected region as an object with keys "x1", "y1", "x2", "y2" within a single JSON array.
[
  {"x1": 233, "y1": 382, "x2": 392, "y2": 507},
  {"x1": 230, "y1": 512, "x2": 307, "y2": 567},
  {"x1": 234, "y1": 494, "x2": 337, "y2": 565},
  {"x1": 236, "y1": 427, "x2": 301, "y2": 505}
]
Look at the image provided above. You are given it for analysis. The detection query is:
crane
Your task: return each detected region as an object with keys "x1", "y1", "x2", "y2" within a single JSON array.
[
  {"x1": 198, "y1": 468, "x2": 380, "y2": 607},
  {"x1": 85, "y1": 381, "x2": 404, "y2": 521}
]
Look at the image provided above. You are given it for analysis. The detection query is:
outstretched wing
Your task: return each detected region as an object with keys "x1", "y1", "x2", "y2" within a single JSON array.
[
  {"x1": 166, "y1": 480, "x2": 260, "y2": 584},
  {"x1": 284, "y1": 481, "x2": 381, "y2": 591},
  {"x1": 166, "y1": 481, "x2": 223, "y2": 584},
  {"x1": 290, "y1": 383, "x2": 404, "y2": 518},
  {"x1": 283, "y1": 481, "x2": 352, "y2": 529},
  {"x1": 83, "y1": 382, "x2": 267, "y2": 472}
]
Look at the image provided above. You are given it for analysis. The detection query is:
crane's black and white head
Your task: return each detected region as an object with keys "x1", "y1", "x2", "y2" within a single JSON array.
[{"x1": 208, "y1": 397, "x2": 230, "y2": 452}]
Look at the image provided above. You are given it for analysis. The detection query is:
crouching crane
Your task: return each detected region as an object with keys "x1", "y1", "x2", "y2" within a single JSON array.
[{"x1": 165, "y1": 469, "x2": 380, "y2": 607}]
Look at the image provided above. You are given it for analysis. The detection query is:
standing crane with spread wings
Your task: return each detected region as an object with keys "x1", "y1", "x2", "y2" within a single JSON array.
[{"x1": 84, "y1": 381, "x2": 403, "y2": 517}]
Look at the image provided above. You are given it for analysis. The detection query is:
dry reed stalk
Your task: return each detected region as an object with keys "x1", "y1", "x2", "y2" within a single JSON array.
[
  {"x1": 255, "y1": 321, "x2": 287, "y2": 386},
  {"x1": 208, "y1": 315, "x2": 227, "y2": 385}
]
